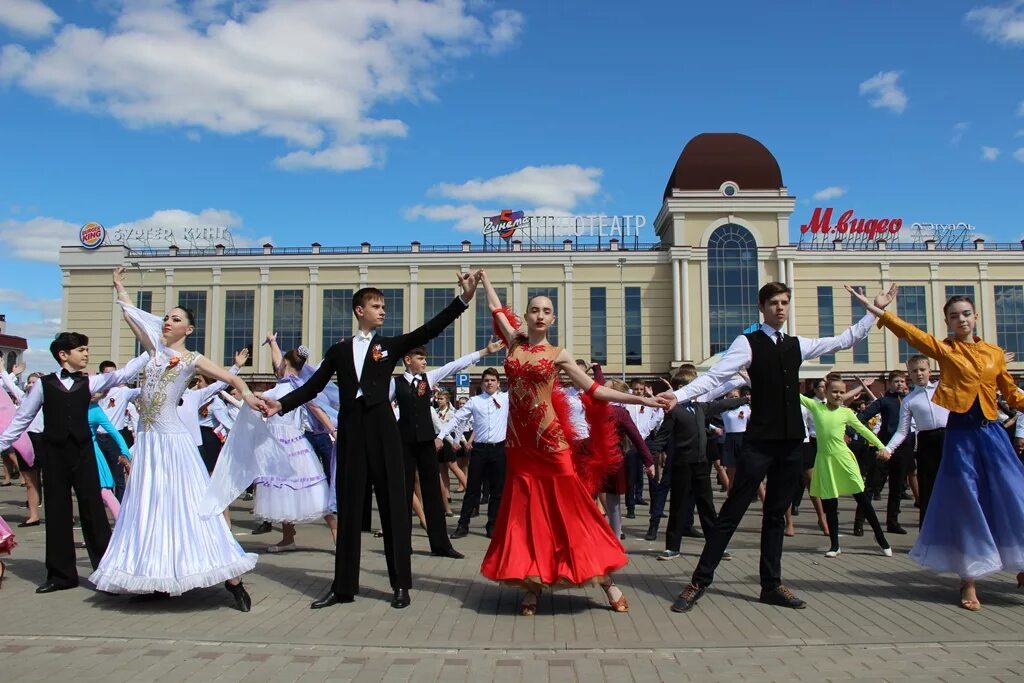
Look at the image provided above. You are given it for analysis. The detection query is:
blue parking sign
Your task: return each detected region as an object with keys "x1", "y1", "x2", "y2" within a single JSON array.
[{"x1": 455, "y1": 373, "x2": 470, "y2": 388}]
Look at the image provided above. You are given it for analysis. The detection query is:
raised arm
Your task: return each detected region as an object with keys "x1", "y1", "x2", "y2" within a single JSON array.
[
  {"x1": 89, "y1": 352, "x2": 150, "y2": 394},
  {"x1": 479, "y1": 270, "x2": 519, "y2": 345},
  {"x1": 194, "y1": 355, "x2": 266, "y2": 414},
  {"x1": 266, "y1": 332, "x2": 284, "y2": 378},
  {"x1": 0, "y1": 368, "x2": 25, "y2": 402},
  {"x1": 393, "y1": 271, "x2": 477, "y2": 356},
  {"x1": 113, "y1": 266, "x2": 156, "y2": 355}
]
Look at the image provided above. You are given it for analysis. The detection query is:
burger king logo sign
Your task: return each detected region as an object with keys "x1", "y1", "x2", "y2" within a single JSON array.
[{"x1": 79, "y1": 222, "x2": 106, "y2": 249}]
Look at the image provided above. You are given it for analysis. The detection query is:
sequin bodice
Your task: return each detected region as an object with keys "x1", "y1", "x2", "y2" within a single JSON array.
[
  {"x1": 504, "y1": 342, "x2": 569, "y2": 453},
  {"x1": 136, "y1": 350, "x2": 199, "y2": 433}
]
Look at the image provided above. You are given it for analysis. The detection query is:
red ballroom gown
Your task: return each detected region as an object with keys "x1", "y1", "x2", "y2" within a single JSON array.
[{"x1": 480, "y1": 338, "x2": 628, "y2": 589}]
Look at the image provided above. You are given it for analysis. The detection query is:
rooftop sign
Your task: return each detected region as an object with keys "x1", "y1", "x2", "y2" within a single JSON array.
[{"x1": 799, "y1": 207, "x2": 975, "y2": 249}]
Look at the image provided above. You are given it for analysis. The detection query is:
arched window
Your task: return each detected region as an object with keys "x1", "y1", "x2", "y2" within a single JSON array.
[
  {"x1": 5, "y1": 351, "x2": 16, "y2": 373},
  {"x1": 708, "y1": 224, "x2": 759, "y2": 355}
]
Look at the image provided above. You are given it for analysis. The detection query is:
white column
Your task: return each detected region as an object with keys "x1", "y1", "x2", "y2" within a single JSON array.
[
  {"x1": 308, "y1": 266, "x2": 320, "y2": 359},
  {"x1": 880, "y1": 263, "x2": 896, "y2": 369},
  {"x1": 562, "y1": 264, "x2": 574, "y2": 351},
  {"x1": 164, "y1": 268, "x2": 174, "y2": 311},
  {"x1": 698, "y1": 259, "x2": 710, "y2": 359},
  {"x1": 512, "y1": 264, "x2": 522, "y2": 312},
  {"x1": 979, "y1": 263, "x2": 996, "y2": 341},
  {"x1": 359, "y1": 265, "x2": 368, "y2": 289},
  {"x1": 258, "y1": 266, "x2": 270, "y2": 372},
  {"x1": 681, "y1": 259, "x2": 691, "y2": 361},
  {"x1": 671, "y1": 256, "x2": 682, "y2": 363},
  {"x1": 786, "y1": 259, "x2": 796, "y2": 335},
  {"x1": 210, "y1": 267, "x2": 222, "y2": 365},
  {"x1": 929, "y1": 263, "x2": 942, "y2": 339},
  {"x1": 408, "y1": 265, "x2": 420, "y2": 329}
]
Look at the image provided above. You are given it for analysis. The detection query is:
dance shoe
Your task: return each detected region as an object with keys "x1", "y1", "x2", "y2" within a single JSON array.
[
  {"x1": 824, "y1": 548, "x2": 841, "y2": 558},
  {"x1": 310, "y1": 590, "x2": 354, "y2": 609},
  {"x1": 759, "y1": 586, "x2": 806, "y2": 609},
  {"x1": 391, "y1": 588, "x2": 411, "y2": 609},
  {"x1": 266, "y1": 542, "x2": 297, "y2": 553},
  {"x1": 432, "y1": 547, "x2": 465, "y2": 559},
  {"x1": 670, "y1": 583, "x2": 706, "y2": 613},
  {"x1": 643, "y1": 521, "x2": 659, "y2": 541},
  {"x1": 887, "y1": 524, "x2": 908, "y2": 535},
  {"x1": 880, "y1": 547, "x2": 893, "y2": 557},
  {"x1": 18, "y1": 520, "x2": 40, "y2": 527},
  {"x1": 225, "y1": 581, "x2": 251, "y2": 612},
  {"x1": 450, "y1": 526, "x2": 469, "y2": 539},
  {"x1": 36, "y1": 581, "x2": 77, "y2": 594}
]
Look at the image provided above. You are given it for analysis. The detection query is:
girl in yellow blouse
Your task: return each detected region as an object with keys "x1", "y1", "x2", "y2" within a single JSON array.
[{"x1": 850, "y1": 287, "x2": 1024, "y2": 612}]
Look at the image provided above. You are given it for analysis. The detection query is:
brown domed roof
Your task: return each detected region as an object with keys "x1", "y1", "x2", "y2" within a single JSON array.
[{"x1": 664, "y1": 133, "x2": 783, "y2": 197}]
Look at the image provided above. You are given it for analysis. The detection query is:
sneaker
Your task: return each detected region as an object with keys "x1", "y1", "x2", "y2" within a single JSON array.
[
  {"x1": 670, "y1": 583, "x2": 706, "y2": 612},
  {"x1": 824, "y1": 548, "x2": 841, "y2": 558},
  {"x1": 657, "y1": 550, "x2": 681, "y2": 561},
  {"x1": 722, "y1": 550, "x2": 733, "y2": 561},
  {"x1": 759, "y1": 585, "x2": 806, "y2": 609}
]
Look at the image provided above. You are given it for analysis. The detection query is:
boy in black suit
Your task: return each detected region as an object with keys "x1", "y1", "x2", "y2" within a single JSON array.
[{"x1": 264, "y1": 272, "x2": 479, "y2": 610}]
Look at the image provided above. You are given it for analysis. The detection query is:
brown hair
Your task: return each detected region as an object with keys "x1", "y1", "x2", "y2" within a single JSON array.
[
  {"x1": 481, "y1": 367, "x2": 500, "y2": 381},
  {"x1": 283, "y1": 349, "x2": 307, "y2": 372},
  {"x1": 352, "y1": 287, "x2": 385, "y2": 312},
  {"x1": 906, "y1": 354, "x2": 930, "y2": 368},
  {"x1": 758, "y1": 282, "x2": 791, "y2": 308},
  {"x1": 943, "y1": 295, "x2": 975, "y2": 316},
  {"x1": 404, "y1": 347, "x2": 427, "y2": 364},
  {"x1": 886, "y1": 369, "x2": 907, "y2": 383},
  {"x1": 606, "y1": 379, "x2": 629, "y2": 393},
  {"x1": 670, "y1": 366, "x2": 698, "y2": 389}
]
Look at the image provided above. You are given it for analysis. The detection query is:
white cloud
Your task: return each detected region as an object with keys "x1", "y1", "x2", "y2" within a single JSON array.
[
  {"x1": 0, "y1": 288, "x2": 63, "y2": 372},
  {"x1": 1014, "y1": 147, "x2": 1024, "y2": 162},
  {"x1": 812, "y1": 186, "x2": 847, "y2": 201},
  {"x1": 0, "y1": 208, "x2": 272, "y2": 260},
  {"x1": 0, "y1": 0, "x2": 60, "y2": 37},
  {"x1": 951, "y1": 121, "x2": 971, "y2": 144},
  {"x1": 965, "y1": 1, "x2": 1024, "y2": 45},
  {"x1": 1016, "y1": 128, "x2": 1024, "y2": 136},
  {"x1": 981, "y1": 146, "x2": 1001, "y2": 160},
  {"x1": 433, "y1": 165, "x2": 603, "y2": 211},
  {"x1": 20, "y1": 347, "x2": 57, "y2": 375},
  {"x1": 858, "y1": 70, "x2": 908, "y2": 114},
  {"x1": 0, "y1": 0, "x2": 523, "y2": 172},
  {"x1": 407, "y1": 164, "x2": 604, "y2": 232}
]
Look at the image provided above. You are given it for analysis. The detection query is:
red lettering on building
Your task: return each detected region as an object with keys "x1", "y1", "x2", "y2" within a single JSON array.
[{"x1": 800, "y1": 208, "x2": 903, "y2": 241}]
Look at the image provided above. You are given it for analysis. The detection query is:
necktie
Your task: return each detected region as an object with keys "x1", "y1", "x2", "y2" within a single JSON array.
[
  {"x1": 492, "y1": 397, "x2": 502, "y2": 409},
  {"x1": 60, "y1": 369, "x2": 84, "y2": 380},
  {"x1": 774, "y1": 331, "x2": 784, "y2": 345}
]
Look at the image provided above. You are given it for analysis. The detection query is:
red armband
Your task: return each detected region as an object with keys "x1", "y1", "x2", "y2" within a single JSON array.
[
  {"x1": 585, "y1": 381, "x2": 599, "y2": 398},
  {"x1": 492, "y1": 306, "x2": 522, "y2": 346}
]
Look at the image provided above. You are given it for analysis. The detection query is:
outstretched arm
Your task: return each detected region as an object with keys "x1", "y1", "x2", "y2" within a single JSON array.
[
  {"x1": 479, "y1": 270, "x2": 519, "y2": 345},
  {"x1": 425, "y1": 338, "x2": 503, "y2": 387},
  {"x1": 0, "y1": 381, "x2": 43, "y2": 451},
  {"x1": 266, "y1": 332, "x2": 284, "y2": 378},
  {"x1": 556, "y1": 349, "x2": 663, "y2": 408},
  {"x1": 194, "y1": 355, "x2": 266, "y2": 414},
  {"x1": 393, "y1": 271, "x2": 477, "y2": 356},
  {"x1": 113, "y1": 266, "x2": 155, "y2": 355},
  {"x1": 265, "y1": 350, "x2": 337, "y2": 416}
]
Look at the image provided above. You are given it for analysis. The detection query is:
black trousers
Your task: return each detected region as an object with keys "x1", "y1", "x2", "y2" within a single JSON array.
[
  {"x1": 914, "y1": 428, "x2": 945, "y2": 526},
  {"x1": 199, "y1": 426, "x2": 223, "y2": 474},
  {"x1": 665, "y1": 459, "x2": 717, "y2": 552},
  {"x1": 94, "y1": 433, "x2": 128, "y2": 501},
  {"x1": 822, "y1": 493, "x2": 887, "y2": 550},
  {"x1": 457, "y1": 442, "x2": 506, "y2": 532},
  {"x1": 404, "y1": 440, "x2": 454, "y2": 554},
  {"x1": 885, "y1": 441, "x2": 916, "y2": 526},
  {"x1": 692, "y1": 439, "x2": 804, "y2": 591},
  {"x1": 42, "y1": 437, "x2": 112, "y2": 587},
  {"x1": 648, "y1": 452, "x2": 672, "y2": 525},
  {"x1": 334, "y1": 400, "x2": 411, "y2": 595}
]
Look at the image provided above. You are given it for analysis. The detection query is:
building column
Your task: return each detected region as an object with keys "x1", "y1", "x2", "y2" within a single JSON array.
[
  {"x1": 164, "y1": 268, "x2": 174, "y2": 312},
  {"x1": 512, "y1": 264, "x2": 522, "y2": 312},
  {"x1": 880, "y1": 263, "x2": 896, "y2": 369},
  {"x1": 698, "y1": 259, "x2": 710, "y2": 360},
  {"x1": 671, "y1": 256, "x2": 682, "y2": 363},
  {"x1": 210, "y1": 267, "x2": 223, "y2": 366},
  {"x1": 562, "y1": 264, "x2": 574, "y2": 351},
  {"x1": 681, "y1": 258, "x2": 691, "y2": 361},
  {"x1": 979, "y1": 262, "x2": 996, "y2": 341},
  {"x1": 359, "y1": 265, "x2": 368, "y2": 289},
  {"x1": 308, "y1": 266, "x2": 320, "y2": 359},
  {"x1": 929, "y1": 263, "x2": 942, "y2": 339},
  {"x1": 786, "y1": 259, "x2": 796, "y2": 335},
  {"x1": 408, "y1": 265, "x2": 420, "y2": 330},
  {"x1": 258, "y1": 266, "x2": 270, "y2": 372}
]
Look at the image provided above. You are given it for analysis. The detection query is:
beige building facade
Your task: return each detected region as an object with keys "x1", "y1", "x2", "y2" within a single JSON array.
[{"x1": 58, "y1": 133, "x2": 1024, "y2": 382}]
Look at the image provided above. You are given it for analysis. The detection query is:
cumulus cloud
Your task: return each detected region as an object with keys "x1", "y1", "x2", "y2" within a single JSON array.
[
  {"x1": 965, "y1": 1, "x2": 1024, "y2": 45},
  {"x1": 858, "y1": 71, "x2": 908, "y2": 114},
  {"x1": 981, "y1": 146, "x2": 1001, "y2": 160},
  {"x1": 0, "y1": 0, "x2": 524, "y2": 172},
  {"x1": 0, "y1": 0, "x2": 60, "y2": 37},
  {"x1": 407, "y1": 165, "x2": 604, "y2": 232},
  {"x1": 0, "y1": 208, "x2": 272, "y2": 261},
  {"x1": 1014, "y1": 147, "x2": 1024, "y2": 162},
  {"x1": 812, "y1": 186, "x2": 846, "y2": 201}
]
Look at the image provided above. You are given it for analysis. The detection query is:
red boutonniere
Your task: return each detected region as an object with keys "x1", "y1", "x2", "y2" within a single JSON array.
[
  {"x1": 107, "y1": 397, "x2": 116, "y2": 408},
  {"x1": 738, "y1": 411, "x2": 745, "y2": 419},
  {"x1": 168, "y1": 356, "x2": 181, "y2": 368},
  {"x1": 371, "y1": 344, "x2": 388, "y2": 362},
  {"x1": 416, "y1": 381, "x2": 428, "y2": 397}
]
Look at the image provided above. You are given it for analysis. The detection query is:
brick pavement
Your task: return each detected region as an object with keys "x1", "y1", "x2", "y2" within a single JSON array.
[{"x1": 2, "y1": 484, "x2": 1024, "y2": 681}]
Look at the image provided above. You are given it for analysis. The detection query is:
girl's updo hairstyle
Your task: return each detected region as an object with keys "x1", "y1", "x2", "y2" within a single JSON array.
[
  {"x1": 943, "y1": 295, "x2": 975, "y2": 316},
  {"x1": 283, "y1": 348, "x2": 307, "y2": 372}
]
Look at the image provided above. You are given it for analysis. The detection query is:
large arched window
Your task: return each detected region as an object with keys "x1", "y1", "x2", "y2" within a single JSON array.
[{"x1": 708, "y1": 224, "x2": 759, "y2": 355}]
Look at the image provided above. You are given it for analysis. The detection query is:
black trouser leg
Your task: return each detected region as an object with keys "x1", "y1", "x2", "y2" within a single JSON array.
[
  {"x1": 481, "y1": 444, "x2": 506, "y2": 533},
  {"x1": 665, "y1": 458, "x2": 693, "y2": 553},
  {"x1": 624, "y1": 449, "x2": 638, "y2": 511},
  {"x1": 368, "y1": 442, "x2": 411, "y2": 590},
  {"x1": 41, "y1": 443, "x2": 78, "y2": 586},
  {"x1": 915, "y1": 430, "x2": 944, "y2": 526},
  {"x1": 691, "y1": 463, "x2": 718, "y2": 534},
  {"x1": 405, "y1": 441, "x2": 453, "y2": 554},
  {"x1": 852, "y1": 491, "x2": 888, "y2": 548},
  {"x1": 457, "y1": 448, "x2": 486, "y2": 530},
  {"x1": 822, "y1": 498, "x2": 839, "y2": 550},
  {"x1": 335, "y1": 447, "x2": 367, "y2": 596},
  {"x1": 757, "y1": 441, "x2": 805, "y2": 589},
  {"x1": 886, "y1": 443, "x2": 913, "y2": 526},
  {"x1": 648, "y1": 454, "x2": 672, "y2": 524}
]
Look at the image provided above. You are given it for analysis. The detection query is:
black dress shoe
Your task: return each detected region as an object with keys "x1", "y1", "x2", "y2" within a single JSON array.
[
  {"x1": 36, "y1": 582, "x2": 77, "y2": 594},
  {"x1": 18, "y1": 520, "x2": 40, "y2": 527},
  {"x1": 391, "y1": 588, "x2": 411, "y2": 609},
  {"x1": 432, "y1": 547, "x2": 465, "y2": 559},
  {"x1": 310, "y1": 590, "x2": 354, "y2": 609},
  {"x1": 484, "y1": 525, "x2": 492, "y2": 539},
  {"x1": 681, "y1": 526, "x2": 703, "y2": 538},
  {"x1": 450, "y1": 526, "x2": 469, "y2": 539},
  {"x1": 225, "y1": 581, "x2": 251, "y2": 613},
  {"x1": 252, "y1": 521, "x2": 273, "y2": 535},
  {"x1": 635, "y1": 498, "x2": 649, "y2": 506},
  {"x1": 670, "y1": 583, "x2": 706, "y2": 613},
  {"x1": 887, "y1": 524, "x2": 908, "y2": 535},
  {"x1": 625, "y1": 509, "x2": 636, "y2": 519},
  {"x1": 759, "y1": 586, "x2": 807, "y2": 609},
  {"x1": 852, "y1": 523, "x2": 864, "y2": 537},
  {"x1": 643, "y1": 521, "x2": 659, "y2": 542}
]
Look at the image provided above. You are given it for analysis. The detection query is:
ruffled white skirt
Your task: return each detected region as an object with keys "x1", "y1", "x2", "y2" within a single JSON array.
[
  {"x1": 89, "y1": 430, "x2": 257, "y2": 595},
  {"x1": 252, "y1": 424, "x2": 331, "y2": 523}
]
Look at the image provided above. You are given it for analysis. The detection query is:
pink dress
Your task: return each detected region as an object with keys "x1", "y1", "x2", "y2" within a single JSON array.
[{"x1": 0, "y1": 515, "x2": 14, "y2": 555}]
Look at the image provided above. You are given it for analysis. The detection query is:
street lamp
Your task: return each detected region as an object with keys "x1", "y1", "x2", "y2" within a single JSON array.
[{"x1": 618, "y1": 257, "x2": 626, "y2": 381}]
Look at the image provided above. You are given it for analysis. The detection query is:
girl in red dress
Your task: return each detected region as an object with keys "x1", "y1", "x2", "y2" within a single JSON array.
[{"x1": 478, "y1": 271, "x2": 666, "y2": 615}]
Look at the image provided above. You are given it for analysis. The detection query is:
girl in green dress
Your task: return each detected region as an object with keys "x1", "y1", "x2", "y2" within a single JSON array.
[{"x1": 800, "y1": 375, "x2": 892, "y2": 558}]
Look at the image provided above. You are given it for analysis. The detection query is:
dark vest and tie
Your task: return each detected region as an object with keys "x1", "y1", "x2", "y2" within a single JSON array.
[
  {"x1": 40, "y1": 373, "x2": 92, "y2": 446},
  {"x1": 744, "y1": 330, "x2": 805, "y2": 441},
  {"x1": 393, "y1": 375, "x2": 436, "y2": 443}
]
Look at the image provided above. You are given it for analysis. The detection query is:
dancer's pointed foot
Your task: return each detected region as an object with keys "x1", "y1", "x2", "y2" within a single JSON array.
[
  {"x1": 959, "y1": 581, "x2": 981, "y2": 611},
  {"x1": 604, "y1": 584, "x2": 629, "y2": 613}
]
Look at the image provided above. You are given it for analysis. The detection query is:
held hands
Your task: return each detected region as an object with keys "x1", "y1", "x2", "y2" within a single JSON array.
[
  {"x1": 457, "y1": 270, "x2": 481, "y2": 301},
  {"x1": 234, "y1": 347, "x2": 250, "y2": 367},
  {"x1": 877, "y1": 448, "x2": 892, "y2": 462},
  {"x1": 655, "y1": 390, "x2": 678, "y2": 412},
  {"x1": 645, "y1": 464, "x2": 656, "y2": 479},
  {"x1": 118, "y1": 455, "x2": 131, "y2": 477},
  {"x1": 247, "y1": 393, "x2": 272, "y2": 415},
  {"x1": 11, "y1": 362, "x2": 25, "y2": 376},
  {"x1": 484, "y1": 337, "x2": 505, "y2": 355}
]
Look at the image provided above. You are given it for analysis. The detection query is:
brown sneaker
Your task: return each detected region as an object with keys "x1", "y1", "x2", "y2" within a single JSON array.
[
  {"x1": 759, "y1": 585, "x2": 806, "y2": 609},
  {"x1": 670, "y1": 583, "x2": 706, "y2": 613}
]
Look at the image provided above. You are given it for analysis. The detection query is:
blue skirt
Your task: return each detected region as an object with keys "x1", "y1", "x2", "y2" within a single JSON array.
[{"x1": 909, "y1": 402, "x2": 1024, "y2": 578}]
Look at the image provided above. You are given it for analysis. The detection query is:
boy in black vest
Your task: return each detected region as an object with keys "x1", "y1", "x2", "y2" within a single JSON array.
[
  {"x1": 392, "y1": 339, "x2": 503, "y2": 558},
  {"x1": 264, "y1": 272, "x2": 479, "y2": 610},
  {"x1": 661, "y1": 282, "x2": 895, "y2": 612},
  {"x1": 0, "y1": 333, "x2": 148, "y2": 593}
]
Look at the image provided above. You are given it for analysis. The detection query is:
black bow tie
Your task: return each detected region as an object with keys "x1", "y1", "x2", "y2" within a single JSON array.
[{"x1": 60, "y1": 369, "x2": 84, "y2": 380}]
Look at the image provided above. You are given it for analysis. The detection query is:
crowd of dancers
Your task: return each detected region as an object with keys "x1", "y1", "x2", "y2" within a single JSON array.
[{"x1": 1, "y1": 267, "x2": 1023, "y2": 616}]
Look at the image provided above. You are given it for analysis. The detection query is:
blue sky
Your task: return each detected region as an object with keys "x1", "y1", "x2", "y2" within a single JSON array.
[{"x1": 1, "y1": 0, "x2": 1023, "y2": 368}]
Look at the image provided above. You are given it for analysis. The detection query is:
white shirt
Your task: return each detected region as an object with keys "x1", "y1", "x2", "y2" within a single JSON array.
[
  {"x1": 0, "y1": 353, "x2": 150, "y2": 451},
  {"x1": 626, "y1": 403, "x2": 664, "y2": 440},
  {"x1": 352, "y1": 331, "x2": 375, "y2": 398},
  {"x1": 437, "y1": 390, "x2": 510, "y2": 444},
  {"x1": 673, "y1": 314, "x2": 877, "y2": 404},
  {"x1": 0, "y1": 370, "x2": 43, "y2": 433},
  {"x1": 886, "y1": 382, "x2": 950, "y2": 452},
  {"x1": 97, "y1": 385, "x2": 141, "y2": 433},
  {"x1": 176, "y1": 366, "x2": 239, "y2": 447},
  {"x1": 387, "y1": 350, "x2": 483, "y2": 403},
  {"x1": 721, "y1": 405, "x2": 750, "y2": 434},
  {"x1": 1016, "y1": 415, "x2": 1024, "y2": 439}
]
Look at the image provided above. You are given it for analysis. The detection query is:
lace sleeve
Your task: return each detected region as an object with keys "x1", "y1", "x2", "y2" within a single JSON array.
[{"x1": 492, "y1": 306, "x2": 522, "y2": 347}]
